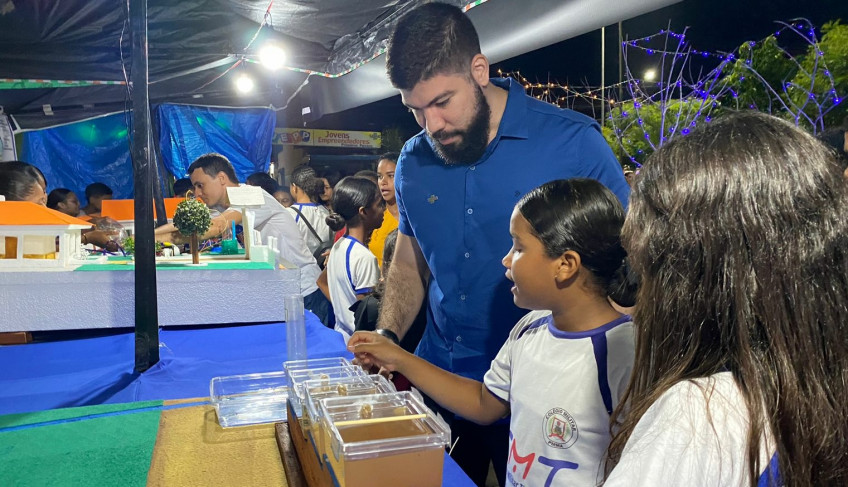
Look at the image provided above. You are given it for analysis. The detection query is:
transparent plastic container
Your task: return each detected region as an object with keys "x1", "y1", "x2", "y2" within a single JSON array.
[
  {"x1": 285, "y1": 364, "x2": 366, "y2": 419},
  {"x1": 284, "y1": 294, "x2": 307, "y2": 361},
  {"x1": 210, "y1": 371, "x2": 289, "y2": 427},
  {"x1": 320, "y1": 391, "x2": 451, "y2": 487},
  {"x1": 283, "y1": 357, "x2": 351, "y2": 376},
  {"x1": 303, "y1": 374, "x2": 396, "y2": 464},
  {"x1": 283, "y1": 357, "x2": 353, "y2": 408}
]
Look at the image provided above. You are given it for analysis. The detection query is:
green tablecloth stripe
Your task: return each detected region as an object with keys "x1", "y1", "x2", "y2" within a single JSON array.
[{"x1": 0, "y1": 401, "x2": 163, "y2": 487}]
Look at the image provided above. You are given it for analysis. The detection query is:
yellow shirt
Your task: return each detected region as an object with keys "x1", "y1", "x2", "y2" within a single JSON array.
[{"x1": 368, "y1": 209, "x2": 398, "y2": 267}]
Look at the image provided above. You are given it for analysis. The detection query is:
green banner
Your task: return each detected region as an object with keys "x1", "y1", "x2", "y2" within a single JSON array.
[{"x1": 0, "y1": 79, "x2": 126, "y2": 90}]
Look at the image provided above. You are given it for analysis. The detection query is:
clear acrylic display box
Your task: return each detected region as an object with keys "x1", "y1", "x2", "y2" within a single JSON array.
[
  {"x1": 303, "y1": 374, "x2": 396, "y2": 464},
  {"x1": 320, "y1": 391, "x2": 451, "y2": 487},
  {"x1": 210, "y1": 370, "x2": 289, "y2": 428},
  {"x1": 284, "y1": 363, "x2": 366, "y2": 419}
]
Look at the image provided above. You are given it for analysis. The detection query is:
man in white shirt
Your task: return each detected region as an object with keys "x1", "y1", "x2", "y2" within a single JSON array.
[{"x1": 155, "y1": 154, "x2": 325, "y2": 318}]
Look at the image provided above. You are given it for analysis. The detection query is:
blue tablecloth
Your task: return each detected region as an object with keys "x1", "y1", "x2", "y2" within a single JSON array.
[
  {"x1": 0, "y1": 313, "x2": 347, "y2": 415},
  {"x1": 0, "y1": 313, "x2": 476, "y2": 486}
]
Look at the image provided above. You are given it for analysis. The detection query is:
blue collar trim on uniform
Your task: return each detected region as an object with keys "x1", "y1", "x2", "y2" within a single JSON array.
[
  {"x1": 547, "y1": 314, "x2": 631, "y2": 339},
  {"x1": 344, "y1": 239, "x2": 356, "y2": 291},
  {"x1": 492, "y1": 77, "x2": 529, "y2": 140},
  {"x1": 344, "y1": 235, "x2": 366, "y2": 248},
  {"x1": 343, "y1": 236, "x2": 369, "y2": 293},
  {"x1": 295, "y1": 202, "x2": 318, "y2": 207},
  {"x1": 517, "y1": 314, "x2": 551, "y2": 340}
]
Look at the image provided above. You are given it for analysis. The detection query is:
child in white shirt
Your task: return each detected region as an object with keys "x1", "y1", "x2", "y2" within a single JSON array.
[
  {"x1": 324, "y1": 176, "x2": 385, "y2": 341},
  {"x1": 350, "y1": 179, "x2": 636, "y2": 486},
  {"x1": 603, "y1": 112, "x2": 848, "y2": 486}
]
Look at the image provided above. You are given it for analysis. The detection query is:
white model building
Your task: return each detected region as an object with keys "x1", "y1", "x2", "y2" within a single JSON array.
[{"x1": 0, "y1": 200, "x2": 92, "y2": 269}]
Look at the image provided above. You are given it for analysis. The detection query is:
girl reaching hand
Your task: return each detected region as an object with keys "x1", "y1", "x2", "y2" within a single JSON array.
[{"x1": 350, "y1": 178, "x2": 636, "y2": 487}]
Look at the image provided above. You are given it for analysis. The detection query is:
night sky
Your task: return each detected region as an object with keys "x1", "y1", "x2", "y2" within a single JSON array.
[{"x1": 316, "y1": 0, "x2": 848, "y2": 140}]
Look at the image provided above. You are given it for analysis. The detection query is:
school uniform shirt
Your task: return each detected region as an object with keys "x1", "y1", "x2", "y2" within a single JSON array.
[
  {"x1": 483, "y1": 310, "x2": 634, "y2": 487},
  {"x1": 604, "y1": 371, "x2": 779, "y2": 487},
  {"x1": 327, "y1": 235, "x2": 380, "y2": 341},
  {"x1": 286, "y1": 203, "x2": 332, "y2": 255}
]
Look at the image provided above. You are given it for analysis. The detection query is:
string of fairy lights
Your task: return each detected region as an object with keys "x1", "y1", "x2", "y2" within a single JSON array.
[
  {"x1": 497, "y1": 68, "x2": 628, "y2": 110},
  {"x1": 501, "y1": 19, "x2": 844, "y2": 166}
]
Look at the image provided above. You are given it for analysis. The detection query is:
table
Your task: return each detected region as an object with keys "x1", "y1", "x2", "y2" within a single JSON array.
[
  {"x1": 0, "y1": 316, "x2": 475, "y2": 486},
  {"x1": 0, "y1": 399, "x2": 474, "y2": 486},
  {"x1": 0, "y1": 260, "x2": 301, "y2": 332}
]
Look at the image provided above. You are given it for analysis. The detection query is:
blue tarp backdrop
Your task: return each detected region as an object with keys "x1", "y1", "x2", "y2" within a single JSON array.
[
  {"x1": 21, "y1": 112, "x2": 134, "y2": 207},
  {"x1": 156, "y1": 104, "x2": 276, "y2": 182},
  {"x1": 19, "y1": 105, "x2": 277, "y2": 206}
]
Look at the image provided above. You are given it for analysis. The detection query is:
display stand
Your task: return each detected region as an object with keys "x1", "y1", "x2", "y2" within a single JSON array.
[{"x1": 276, "y1": 400, "x2": 334, "y2": 487}]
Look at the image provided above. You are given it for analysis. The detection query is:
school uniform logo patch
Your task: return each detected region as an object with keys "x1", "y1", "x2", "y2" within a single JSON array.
[{"x1": 543, "y1": 408, "x2": 578, "y2": 449}]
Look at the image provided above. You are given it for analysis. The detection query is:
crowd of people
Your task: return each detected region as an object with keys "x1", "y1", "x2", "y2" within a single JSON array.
[
  {"x1": 346, "y1": 4, "x2": 847, "y2": 487},
  {"x1": 2, "y1": 2, "x2": 848, "y2": 487}
]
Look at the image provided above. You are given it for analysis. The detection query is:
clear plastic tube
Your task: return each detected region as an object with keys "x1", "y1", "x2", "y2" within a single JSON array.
[{"x1": 285, "y1": 294, "x2": 307, "y2": 361}]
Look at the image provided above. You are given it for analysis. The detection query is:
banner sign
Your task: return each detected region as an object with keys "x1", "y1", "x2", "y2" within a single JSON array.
[
  {"x1": 273, "y1": 128, "x2": 381, "y2": 149},
  {"x1": 0, "y1": 79, "x2": 126, "y2": 90},
  {"x1": 273, "y1": 128, "x2": 311, "y2": 145},
  {"x1": 0, "y1": 115, "x2": 16, "y2": 161}
]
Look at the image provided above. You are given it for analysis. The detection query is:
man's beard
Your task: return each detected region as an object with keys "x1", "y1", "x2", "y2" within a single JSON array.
[{"x1": 429, "y1": 86, "x2": 491, "y2": 165}]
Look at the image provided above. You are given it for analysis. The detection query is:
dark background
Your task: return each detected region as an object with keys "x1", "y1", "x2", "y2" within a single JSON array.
[{"x1": 312, "y1": 0, "x2": 848, "y2": 140}]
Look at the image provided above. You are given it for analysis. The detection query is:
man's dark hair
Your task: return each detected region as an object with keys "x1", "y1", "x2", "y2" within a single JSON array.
[
  {"x1": 246, "y1": 172, "x2": 280, "y2": 195},
  {"x1": 386, "y1": 3, "x2": 481, "y2": 90},
  {"x1": 187, "y1": 153, "x2": 238, "y2": 183},
  {"x1": 85, "y1": 182, "x2": 113, "y2": 199},
  {"x1": 291, "y1": 165, "x2": 324, "y2": 203},
  {"x1": 172, "y1": 178, "x2": 193, "y2": 197}
]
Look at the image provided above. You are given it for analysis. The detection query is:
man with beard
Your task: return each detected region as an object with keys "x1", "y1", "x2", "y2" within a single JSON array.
[{"x1": 371, "y1": 4, "x2": 629, "y2": 485}]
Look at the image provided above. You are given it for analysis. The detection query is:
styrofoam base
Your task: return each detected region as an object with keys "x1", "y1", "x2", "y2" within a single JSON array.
[{"x1": 0, "y1": 266, "x2": 302, "y2": 332}]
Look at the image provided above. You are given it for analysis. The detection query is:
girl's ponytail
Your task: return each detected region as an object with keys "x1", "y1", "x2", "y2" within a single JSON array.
[
  {"x1": 607, "y1": 257, "x2": 639, "y2": 308},
  {"x1": 326, "y1": 212, "x2": 346, "y2": 232}
]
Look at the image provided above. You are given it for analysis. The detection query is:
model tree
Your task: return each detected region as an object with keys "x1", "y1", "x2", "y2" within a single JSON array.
[{"x1": 173, "y1": 197, "x2": 212, "y2": 264}]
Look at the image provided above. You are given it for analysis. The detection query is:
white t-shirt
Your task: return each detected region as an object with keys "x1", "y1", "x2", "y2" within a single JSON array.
[
  {"x1": 221, "y1": 189, "x2": 320, "y2": 296},
  {"x1": 326, "y1": 235, "x2": 380, "y2": 341},
  {"x1": 604, "y1": 372, "x2": 779, "y2": 487},
  {"x1": 483, "y1": 310, "x2": 634, "y2": 487},
  {"x1": 286, "y1": 203, "x2": 332, "y2": 255}
]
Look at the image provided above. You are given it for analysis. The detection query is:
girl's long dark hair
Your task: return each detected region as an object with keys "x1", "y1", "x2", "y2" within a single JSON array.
[
  {"x1": 517, "y1": 178, "x2": 635, "y2": 305},
  {"x1": 325, "y1": 177, "x2": 381, "y2": 231},
  {"x1": 606, "y1": 112, "x2": 848, "y2": 485}
]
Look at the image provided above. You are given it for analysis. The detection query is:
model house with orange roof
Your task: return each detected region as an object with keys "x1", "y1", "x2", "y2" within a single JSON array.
[{"x1": 0, "y1": 200, "x2": 93, "y2": 269}]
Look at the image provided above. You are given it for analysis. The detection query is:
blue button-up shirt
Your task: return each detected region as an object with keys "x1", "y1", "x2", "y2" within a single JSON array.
[{"x1": 396, "y1": 77, "x2": 629, "y2": 381}]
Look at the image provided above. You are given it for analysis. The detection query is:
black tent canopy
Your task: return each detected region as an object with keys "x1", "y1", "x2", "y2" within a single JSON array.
[{"x1": 0, "y1": 0, "x2": 679, "y2": 130}]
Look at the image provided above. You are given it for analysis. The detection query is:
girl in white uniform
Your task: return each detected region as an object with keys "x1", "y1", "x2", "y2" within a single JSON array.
[
  {"x1": 603, "y1": 112, "x2": 848, "y2": 486},
  {"x1": 325, "y1": 177, "x2": 385, "y2": 341},
  {"x1": 349, "y1": 179, "x2": 636, "y2": 486},
  {"x1": 286, "y1": 165, "x2": 332, "y2": 255}
]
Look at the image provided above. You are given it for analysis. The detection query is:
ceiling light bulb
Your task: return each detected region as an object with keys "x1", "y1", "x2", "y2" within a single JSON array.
[
  {"x1": 236, "y1": 74, "x2": 254, "y2": 93},
  {"x1": 644, "y1": 69, "x2": 657, "y2": 82},
  {"x1": 259, "y1": 44, "x2": 286, "y2": 71}
]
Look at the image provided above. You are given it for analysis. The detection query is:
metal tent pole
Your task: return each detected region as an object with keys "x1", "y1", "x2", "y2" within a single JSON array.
[
  {"x1": 601, "y1": 26, "x2": 606, "y2": 124},
  {"x1": 130, "y1": 0, "x2": 160, "y2": 372}
]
